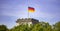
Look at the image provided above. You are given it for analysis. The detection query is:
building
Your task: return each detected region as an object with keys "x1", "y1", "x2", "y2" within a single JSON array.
[{"x1": 16, "y1": 18, "x2": 39, "y2": 26}]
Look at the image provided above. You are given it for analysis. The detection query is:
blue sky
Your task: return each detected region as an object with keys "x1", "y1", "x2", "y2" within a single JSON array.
[{"x1": 0, "y1": 0, "x2": 60, "y2": 28}]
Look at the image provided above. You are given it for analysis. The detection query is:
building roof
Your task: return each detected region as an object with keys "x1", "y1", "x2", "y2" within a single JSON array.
[{"x1": 16, "y1": 18, "x2": 39, "y2": 23}]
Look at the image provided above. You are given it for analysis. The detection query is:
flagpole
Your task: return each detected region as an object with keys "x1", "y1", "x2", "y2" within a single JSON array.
[
  {"x1": 28, "y1": 0, "x2": 29, "y2": 18},
  {"x1": 28, "y1": 10, "x2": 29, "y2": 18}
]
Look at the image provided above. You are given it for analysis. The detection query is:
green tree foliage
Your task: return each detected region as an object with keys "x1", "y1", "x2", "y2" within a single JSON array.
[
  {"x1": 9, "y1": 22, "x2": 53, "y2": 31},
  {"x1": 53, "y1": 22, "x2": 60, "y2": 31},
  {"x1": 0, "y1": 25, "x2": 8, "y2": 31},
  {"x1": 31, "y1": 22, "x2": 52, "y2": 31},
  {"x1": 1, "y1": 21, "x2": 60, "y2": 31}
]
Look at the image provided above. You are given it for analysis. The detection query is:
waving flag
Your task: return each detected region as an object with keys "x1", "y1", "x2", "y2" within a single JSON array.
[{"x1": 28, "y1": 7, "x2": 35, "y2": 12}]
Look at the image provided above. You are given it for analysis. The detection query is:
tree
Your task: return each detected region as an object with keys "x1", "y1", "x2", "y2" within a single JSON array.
[
  {"x1": 0, "y1": 25, "x2": 8, "y2": 31},
  {"x1": 9, "y1": 21, "x2": 60, "y2": 31},
  {"x1": 31, "y1": 22, "x2": 52, "y2": 31},
  {"x1": 53, "y1": 21, "x2": 60, "y2": 31}
]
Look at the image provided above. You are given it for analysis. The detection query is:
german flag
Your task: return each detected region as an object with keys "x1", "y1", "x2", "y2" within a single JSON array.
[{"x1": 28, "y1": 7, "x2": 35, "y2": 12}]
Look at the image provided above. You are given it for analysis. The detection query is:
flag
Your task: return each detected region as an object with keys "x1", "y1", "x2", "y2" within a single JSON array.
[{"x1": 28, "y1": 7, "x2": 35, "y2": 12}]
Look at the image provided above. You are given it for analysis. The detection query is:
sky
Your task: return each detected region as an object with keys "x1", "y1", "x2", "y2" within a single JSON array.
[{"x1": 0, "y1": 0, "x2": 60, "y2": 28}]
